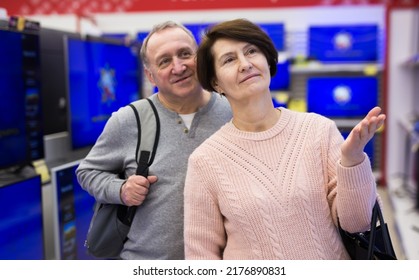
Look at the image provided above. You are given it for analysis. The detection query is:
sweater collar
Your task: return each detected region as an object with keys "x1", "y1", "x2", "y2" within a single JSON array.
[{"x1": 222, "y1": 107, "x2": 291, "y2": 141}]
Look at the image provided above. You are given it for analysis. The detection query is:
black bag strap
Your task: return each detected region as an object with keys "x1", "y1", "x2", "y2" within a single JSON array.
[
  {"x1": 120, "y1": 98, "x2": 160, "y2": 225},
  {"x1": 367, "y1": 200, "x2": 394, "y2": 259},
  {"x1": 129, "y1": 98, "x2": 160, "y2": 176}
]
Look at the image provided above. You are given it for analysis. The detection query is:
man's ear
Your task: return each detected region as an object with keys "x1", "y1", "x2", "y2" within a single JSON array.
[{"x1": 144, "y1": 67, "x2": 156, "y2": 86}]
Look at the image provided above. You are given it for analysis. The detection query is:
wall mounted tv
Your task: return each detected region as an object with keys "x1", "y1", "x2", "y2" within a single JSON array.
[
  {"x1": 0, "y1": 175, "x2": 44, "y2": 260},
  {"x1": 306, "y1": 76, "x2": 378, "y2": 119},
  {"x1": 0, "y1": 28, "x2": 44, "y2": 170},
  {"x1": 50, "y1": 160, "x2": 96, "y2": 260},
  {"x1": 64, "y1": 36, "x2": 141, "y2": 150},
  {"x1": 308, "y1": 24, "x2": 378, "y2": 63}
]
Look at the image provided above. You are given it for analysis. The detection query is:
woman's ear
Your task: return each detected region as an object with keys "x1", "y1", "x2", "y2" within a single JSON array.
[{"x1": 211, "y1": 80, "x2": 221, "y2": 93}]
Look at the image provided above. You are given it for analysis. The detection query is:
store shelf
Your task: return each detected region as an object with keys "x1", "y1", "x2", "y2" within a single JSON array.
[
  {"x1": 402, "y1": 53, "x2": 419, "y2": 68},
  {"x1": 291, "y1": 63, "x2": 383, "y2": 74},
  {"x1": 386, "y1": 117, "x2": 419, "y2": 259},
  {"x1": 332, "y1": 118, "x2": 362, "y2": 128}
]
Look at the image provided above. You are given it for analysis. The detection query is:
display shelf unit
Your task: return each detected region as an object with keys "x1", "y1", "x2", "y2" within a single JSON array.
[{"x1": 385, "y1": 5, "x2": 419, "y2": 260}]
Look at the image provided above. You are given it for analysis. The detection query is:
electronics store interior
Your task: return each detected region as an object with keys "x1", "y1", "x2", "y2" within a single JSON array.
[{"x1": 0, "y1": 1, "x2": 418, "y2": 260}]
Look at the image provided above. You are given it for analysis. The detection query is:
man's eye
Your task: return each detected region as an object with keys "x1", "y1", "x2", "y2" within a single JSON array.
[
  {"x1": 180, "y1": 51, "x2": 192, "y2": 58},
  {"x1": 158, "y1": 58, "x2": 170, "y2": 67}
]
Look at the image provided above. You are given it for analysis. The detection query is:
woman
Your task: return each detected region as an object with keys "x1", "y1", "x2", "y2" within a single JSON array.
[{"x1": 183, "y1": 18, "x2": 386, "y2": 260}]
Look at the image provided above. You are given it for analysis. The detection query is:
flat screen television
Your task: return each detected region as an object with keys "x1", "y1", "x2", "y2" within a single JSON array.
[
  {"x1": 184, "y1": 22, "x2": 214, "y2": 45},
  {"x1": 102, "y1": 33, "x2": 128, "y2": 42},
  {"x1": 306, "y1": 76, "x2": 378, "y2": 118},
  {"x1": 270, "y1": 59, "x2": 290, "y2": 91},
  {"x1": 308, "y1": 24, "x2": 378, "y2": 63},
  {"x1": 50, "y1": 160, "x2": 96, "y2": 260},
  {"x1": 136, "y1": 31, "x2": 149, "y2": 44},
  {"x1": 64, "y1": 36, "x2": 141, "y2": 150},
  {"x1": 0, "y1": 175, "x2": 44, "y2": 260},
  {"x1": 0, "y1": 28, "x2": 44, "y2": 170},
  {"x1": 258, "y1": 22, "x2": 285, "y2": 51}
]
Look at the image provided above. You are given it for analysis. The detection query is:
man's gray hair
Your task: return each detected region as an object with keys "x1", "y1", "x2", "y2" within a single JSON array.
[{"x1": 139, "y1": 21, "x2": 197, "y2": 67}]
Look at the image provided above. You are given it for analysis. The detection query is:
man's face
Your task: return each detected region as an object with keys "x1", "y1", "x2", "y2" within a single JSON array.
[{"x1": 144, "y1": 27, "x2": 200, "y2": 98}]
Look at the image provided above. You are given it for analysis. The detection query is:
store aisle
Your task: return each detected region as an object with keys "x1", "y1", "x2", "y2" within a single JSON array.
[{"x1": 377, "y1": 186, "x2": 406, "y2": 260}]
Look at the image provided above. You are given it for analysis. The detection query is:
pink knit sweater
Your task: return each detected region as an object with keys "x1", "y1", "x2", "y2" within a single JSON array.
[{"x1": 184, "y1": 108, "x2": 378, "y2": 260}]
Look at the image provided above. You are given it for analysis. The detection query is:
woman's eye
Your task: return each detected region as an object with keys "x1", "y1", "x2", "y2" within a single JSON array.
[
  {"x1": 247, "y1": 48, "x2": 258, "y2": 55},
  {"x1": 223, "y1": 57, "x2": 234, "y2": 65}
]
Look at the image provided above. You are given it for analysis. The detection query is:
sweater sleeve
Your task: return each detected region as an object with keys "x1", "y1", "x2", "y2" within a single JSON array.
[
  {"x1": 324, "y1": 120, "x2": 378, "y2": 233},
  {"x1": 76, "y1": 108, "x2": 133, "y2": 204},
  {"x1": 184, "y1": 152, "x2": 226, "y2": 260}
]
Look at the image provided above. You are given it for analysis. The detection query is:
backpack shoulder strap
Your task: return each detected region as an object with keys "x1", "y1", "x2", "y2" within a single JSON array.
[
  {"x1": 128, "y1": 98, "x2": 160, "y2": 176},
  {"x1": 121, "y1": 98, "x2": 160, "y2": 225}
]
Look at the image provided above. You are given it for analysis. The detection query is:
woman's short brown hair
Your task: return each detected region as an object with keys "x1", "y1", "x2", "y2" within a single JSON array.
[{"x1": 196, "y1": 18, "x2": 278, "y2": 93}]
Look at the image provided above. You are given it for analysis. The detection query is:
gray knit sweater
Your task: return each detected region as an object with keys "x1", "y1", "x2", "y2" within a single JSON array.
[{"x1": 76, "y1": 92, "x2": 232, "y2": 259}]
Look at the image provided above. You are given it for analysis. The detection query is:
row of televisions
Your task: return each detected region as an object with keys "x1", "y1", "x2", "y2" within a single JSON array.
[
  {"x1": 0, "y1": 160, "x2": 95, "y2": 260},
  {"x1": 171, "y1": 22, "x2": 380, "y2": 63},
  {"x1": 0, "y1": 22, "x2": 380, "y2": 171},
  {"x1": 0, "y1": 27, "x2": 142, "y2": 170}
]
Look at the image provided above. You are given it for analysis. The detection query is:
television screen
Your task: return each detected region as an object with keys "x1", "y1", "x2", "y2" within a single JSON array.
[
  {"x1": 65, "y1": 36, "x2": 141, "y2": 150},
  {"x1": 0, "y1": 175, "x2": 44, "y2": 260},
  {"x1": 0, "y1": 29, "x2": 44, "y2": 169},
  {"x1": 258, "y1": 23, "x2": 285, "y2": 51},
  {"x1": 308, "y1": 25, "x2": 378, "y2": 63},
  {"x1": 50, "y1": 160, "x2": 96, "y2": 260},
  {"x1": 136, "y1": 31, "x2": 149, "y2": 44},
  {"x1": 102, "y1": 33, "x2": 128, "y2": 41},
  {"x1": 307, "y1": 76, "x2": 378, "y2": 118},
  {"x1": 184, "y1": 23, "x2": 214, "y2": 45},
  {"x1": 270, "y1": 60, "x2": 290, "y2": 91}
]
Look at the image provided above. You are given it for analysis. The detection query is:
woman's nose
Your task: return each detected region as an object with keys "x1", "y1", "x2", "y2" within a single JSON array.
[{"x1": 239, "y1": 57, "x2": 253, "y2": 72}]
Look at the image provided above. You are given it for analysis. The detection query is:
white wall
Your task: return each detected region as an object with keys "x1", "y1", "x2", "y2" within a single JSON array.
[{"x1": 27, "y1": 6, "x2": 385, "y2": 36}]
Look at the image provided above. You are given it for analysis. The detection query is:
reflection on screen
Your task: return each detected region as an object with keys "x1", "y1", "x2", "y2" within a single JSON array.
[
  {"x1": 52, "y1": 161, "x2": 96, "y2": 259},
  {"x1": 0, "y1": 29, "x2": 44, "y2": 169},
  {"x1": 0, "y1": 175, "x2": 44, "y2": 260},
  {"x1": 66, "y1": 37, "x2": 140, "y2": 150}
]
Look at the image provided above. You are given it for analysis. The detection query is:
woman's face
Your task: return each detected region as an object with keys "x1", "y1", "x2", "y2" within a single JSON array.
[{"x1": 211, "y1": 38, "x2": 271, "y2": 101}]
